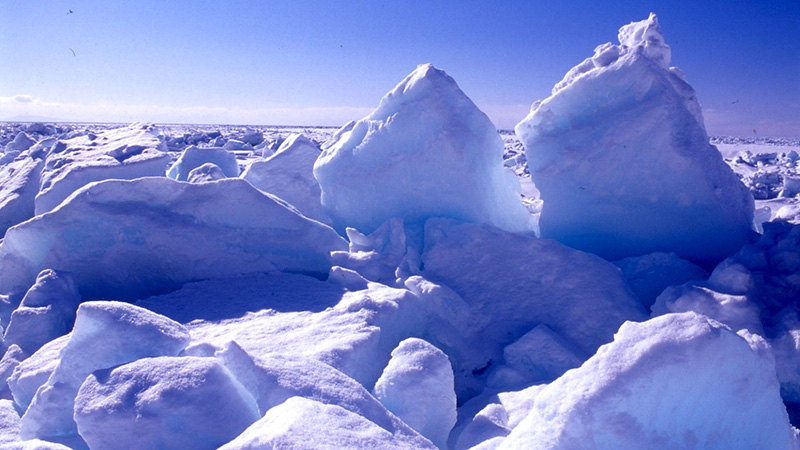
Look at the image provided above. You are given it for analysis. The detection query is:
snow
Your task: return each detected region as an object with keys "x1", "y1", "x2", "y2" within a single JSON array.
[
  {"x1": 3, "y1": 270, "x2": 80, "y2": 355},
  {"x1": 314, "y1": 64, "x2": 534, "y2": 235},
  {"x1": 0, "y1": 157, "x2": 44, "y2": 237},
  {"x1": 34, "y1": 123, "x2": 171, "y2": 215},
  {"x1": 0, "y1": 177, "x2": 346, "y2": 301},
  {"x1": 166, "y1": 145, "x2": 239, "y2": 181},
  {"x1": 516, "y1": 13, "x2": 755, "y2": 267},
  {"x1": 497, "y1": 313, "x2": 794, "y2": 450},
  {"x1": 4, "y1": 133, "x2": 35, "y2": 154},
  {"x1": 241, "y1": 133, "x2": 331, "y2": 224},
  {"x1": 73, "y1": 356, "x2": 259, "y2": 450},
  {"x1": 19, "y1": 302, "x2": 190, "y2": 445},
  {"x1": 0, "y1": 17, "x2": 797, "y2": 446},
  {"x1": 373, "y1": 338, "x2": 457, "y2": 449},
  {"x1": 218, "y1": 396, "x2": 437, "y2": 450}
]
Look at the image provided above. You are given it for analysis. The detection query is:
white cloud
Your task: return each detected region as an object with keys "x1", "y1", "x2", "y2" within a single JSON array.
[{"x1": 0, "y1": 95, "x2": 372, "y2": 126}]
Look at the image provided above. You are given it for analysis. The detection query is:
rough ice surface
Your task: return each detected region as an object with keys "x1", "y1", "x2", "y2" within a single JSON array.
[
  {"x1": 373, "y1": 338, "x2": 457, "y2": 449},
  {"x1": 19, "y1": 302, "x2": 189, "y2": 445},
  {"x1": 215, "y1": 340, "x2": 419, "y2": 438},
  {"x1": 4, "y1": 133, "x2": 36, "y2": 153},
  {"x1": 3, "y1": 270, "x2": 80, "y2": 355},
  {"x1": 420, "y1": 219, "x2": 646, "y2": 396},
  {"x1": 0, "y1": 440, "x2": 72, "y2": 449},
  {"x1": 241, "y1": 133, "x2": 331, "y2": 224},
  {"x1": 186, "y1": 162, "x2": 225, "y2": 183},
  {"x1": 166, "y1": 145, "x2": 239, "y2": 181},
  {"x1": 0, "y1": 157, "x2": 44, "y2": 237},
  {"x1": 515, "y1": 13, "x2": 755, "y2": 267},
  {"x1": 34, "y1": 123, "x2": 171, "y2": 215},
  {"x1": 614, "y1": 252, "x2": 708, "y2": 308},
  {"x1": 218, "y1": 396, "x2": 436, "y2": 450},
  {"x1": 7, "y1": 336, "x2": 69, "y2": 411},
  {"x1": 0, "y1": 399, "x2": 21, "y2": 444},
  {"x1": 74, "y1": 356, "x2": 259, "y2": 450},
  {"x1": 497, "y1": 313, "x2": 794, "y2": 450},
  {"x1": 314, "y1": 63, "x2": 534, "y2": 234},
  {"x1": 0, "y1": 346, "x2": 25, "y2": 400},
  {"x1": 0, "y1": 177, "x2": 346, "y2": 300},
  {"x1": 494, "y1": 324, "x2": 585, "y2": 386}
]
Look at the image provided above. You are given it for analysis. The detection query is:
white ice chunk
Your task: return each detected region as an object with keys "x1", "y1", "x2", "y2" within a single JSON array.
[
  {"x1": 497, "y1": 313, "x2": 794, "y2": 450},
  {"x1": 20, "y1": 301, "x2": 189, "y2": 444},
  {"x1": 35, "y1": 123, "x2": 171, "y2": 215},
  {"x1": 0, "y1": 157, "x2": 43, "y2": 236},
  {"x1": 0, "y1": 346, "x2": 25, "y2": 400},
  {"x1": 4, "y1": 133, "x2": 35, "y2": 153},
  {"x1": 186, "y1": 162, "x2": 226, "y2": 183},
  {"x1": 7, "y1": 336, "x2": 69, "y2": 411},
  {"x1": 4, "y1": 270, "x2": 80, "y2": 355},
  {"x1": 0, "y1": 439, "x2": 73, "y2": 449},
  {"x1": 218, "y1": 397, "x2": 437, "y2": 450},
  {"x1": 166, "y1": 145, "x2": 239, "y2": 181},
  {"x1": 0, "y1": 177, "x2": 347, "y2": 300},
  {"x1": 499, "y1": 324, "x2": 585, "y2": 384},
  {"x1": 315, "y1": 63, "x2": 533, "y2": 234},
  {"x1": 241, "y1": 133, "x2": 331, "y2": 224},
  {"x1": 516, "y1": 14, "x2": 754, "y2": 267},
  {"x1": 74, "y1": 356, "x2": 259, "y2": 450},
  {"x1": 373, "y1": 338, "x2": 456, "y2": 449}
]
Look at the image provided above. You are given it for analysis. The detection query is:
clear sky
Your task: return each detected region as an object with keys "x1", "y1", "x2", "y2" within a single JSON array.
[{"x1": 1, "y1": 0, "x2": 798, "y2": 137}]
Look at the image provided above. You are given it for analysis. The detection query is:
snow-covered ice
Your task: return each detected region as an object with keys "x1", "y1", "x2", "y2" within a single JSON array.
[
  {"x1": 515, "y1": 13, "x2": 755, "y2": 267},
  {"x1": 0, "y1": 177, "x2": 346, "y2": 301},
  {"x1": 314, "y1": 64, "x2": 534, "y2": 235},
  {"x1": 34, "y1": 123, "x2": 171, "y2": 215},
  {"x1": 74, "y1": 356, "x2": 259, "y2": 450},
  {"x1": 497, "y1": 313, "x2": 794, "y2": 450},
  {"x1": 0, "y1": 13, "x2": 796, "y2": 448}
]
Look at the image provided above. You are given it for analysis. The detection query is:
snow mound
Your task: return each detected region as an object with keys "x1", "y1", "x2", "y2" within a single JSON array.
[
  {"x1": 218, "y1": 396, "x2": 437, "y2": 450},
  {"x1": 166, "y1": 145, "x2": 239, "y2": 181},
  {"x1": 4, "y1": 133, "x2": 36, "y2": 153},
  {"x1": 314, "y1": 63, "x2": 533, "y2": 234},
  {"x1": 3, "y1": 270, "x2": 80, "y2": 355},
  {"x1": 19, "y1": 301, "x2": 190, "y2": 445},
  {"x1": 241, "y1": 133, "x2": 331, "y2": 224},
  {"x1": 35, "y1": 123, "x2": 171, "y2": 215},
  {"x1": 497, "y1": 312, "x2": 793, "y2": 450},
  {"x1": 74, "y1": 356, "x2": 259, "y2": 450},
  {"x1": 186, "y1": 162, "x2": 226, "y2": 183},
  {"x1": 0, "y1": 177, "x2": 347, "y2": 300},
  {"x1": 373, "y1": 338, "x2": 456, "y2": 449},
  {"x1": 515, "y1": 14, "x2": 754, "y2": 266},
  {"x1": 0, "y1": 157, "x2": 44, "y2": 237}
]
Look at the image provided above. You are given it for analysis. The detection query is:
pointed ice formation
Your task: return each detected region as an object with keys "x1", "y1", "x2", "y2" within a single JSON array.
[
  {"x1": 516, "y1": 14, "x2": 754, "y2": 267},
  {"x1": 314, "y1": 63, "x2": 534, "y2": 234}
]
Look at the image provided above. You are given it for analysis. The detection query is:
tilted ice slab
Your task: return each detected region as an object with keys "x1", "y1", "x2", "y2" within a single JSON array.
[
  {"x1": 497, "y1": 312, "x2": 794, "y2": 450},
  {"x1": 35, "y1": 123, "x2": 171, "y2": 215},
  {"x1": 0, "y1": 177, "x2": 347, "y2": 300},
  {"x1": 515, "y1": 14, "x2": 754, "y2": 266},
  {"x1": 241, "y1": 133, "x2": 331, "y2": 224},
  {"x1": 315, "y1": 63, "x2": 533, "y2": 235},
  {"x1": 0, "y1": 157, "x2": 44, "y2": 237}
]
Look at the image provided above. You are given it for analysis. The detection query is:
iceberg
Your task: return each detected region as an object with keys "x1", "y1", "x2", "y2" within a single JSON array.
[{"x1": 515, "y1": 14, "x2": 754, "y2": 266}]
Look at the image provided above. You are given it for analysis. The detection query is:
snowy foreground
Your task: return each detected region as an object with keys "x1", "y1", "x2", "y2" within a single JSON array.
[{"x1": 0, "y1": 14, "x2": 799, "y2": 450}]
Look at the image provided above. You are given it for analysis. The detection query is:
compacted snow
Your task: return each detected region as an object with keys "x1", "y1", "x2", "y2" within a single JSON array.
[{"x1": 0, "y1": 12, "x2": 797, "y2": 450}]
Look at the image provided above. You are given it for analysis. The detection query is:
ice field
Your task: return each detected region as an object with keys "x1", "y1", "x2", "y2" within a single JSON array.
[{"x1": 0, "y1": 13, "x2": 798, "y2": 450}]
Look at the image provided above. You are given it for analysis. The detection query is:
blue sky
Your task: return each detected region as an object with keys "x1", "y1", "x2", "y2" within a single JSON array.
[{"x1": 1, "y1": 0, "x2": 798, "y2": 136}]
